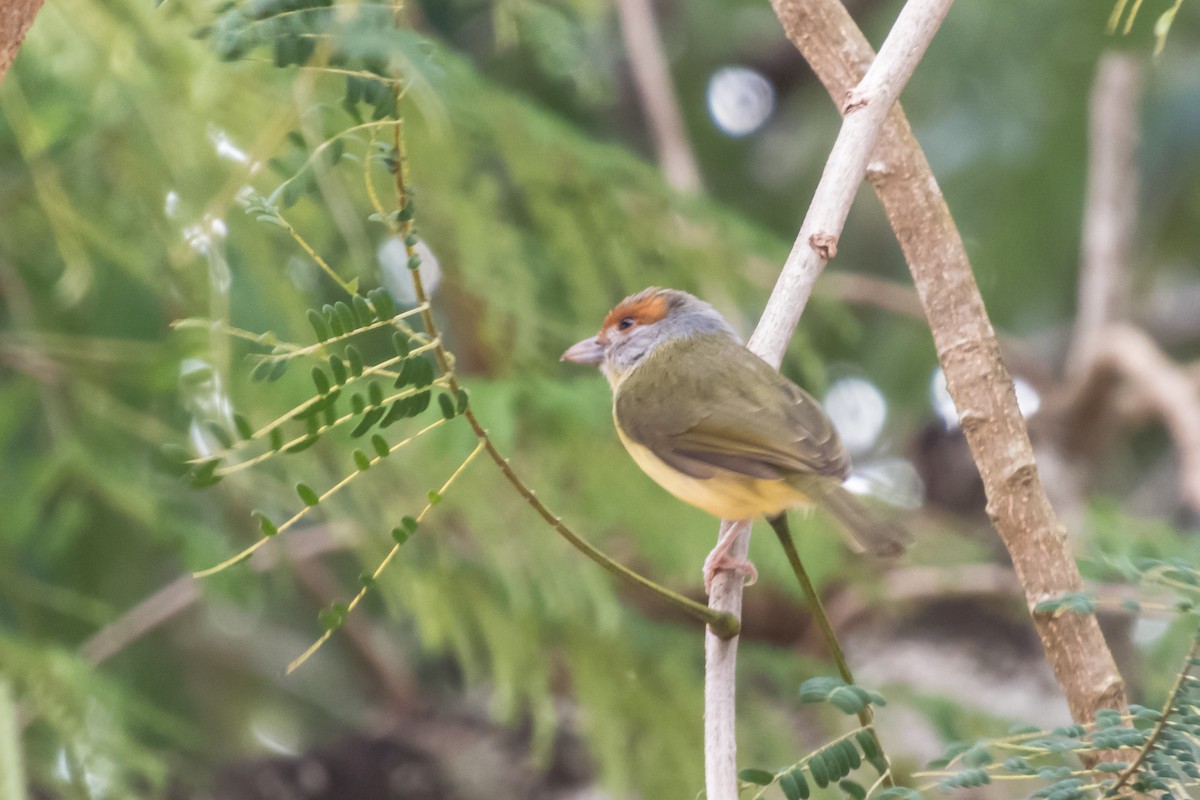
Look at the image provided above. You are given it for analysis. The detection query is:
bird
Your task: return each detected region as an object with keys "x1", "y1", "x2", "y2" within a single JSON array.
[{"x1": 561, "y1": 287, "x2": 909, "y2": 594}]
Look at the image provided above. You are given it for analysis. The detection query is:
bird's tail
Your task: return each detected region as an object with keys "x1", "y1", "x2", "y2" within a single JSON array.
[{"x1": 793, "y1": 476, "x2": 910, "y2": 556}]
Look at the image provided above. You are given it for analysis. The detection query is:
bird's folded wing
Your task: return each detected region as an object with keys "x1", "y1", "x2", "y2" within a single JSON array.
[{"x1": 614, "y1": 336, "x2": 850, "y2": 482}]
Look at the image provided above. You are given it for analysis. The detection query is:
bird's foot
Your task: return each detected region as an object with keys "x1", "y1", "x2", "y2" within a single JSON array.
[{"x1": 702, "y1": 553, "x2": 758, "y2": 596}]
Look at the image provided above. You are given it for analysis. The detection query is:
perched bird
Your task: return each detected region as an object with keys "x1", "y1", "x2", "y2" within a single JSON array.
[{"x1": 561, "y1": 287, "x2": 909, "y2": 593}]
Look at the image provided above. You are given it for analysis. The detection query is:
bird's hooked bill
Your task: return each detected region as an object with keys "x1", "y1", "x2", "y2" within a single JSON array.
[{"x1": 560, "y1": 335, "x2": 605, "y2": 365}]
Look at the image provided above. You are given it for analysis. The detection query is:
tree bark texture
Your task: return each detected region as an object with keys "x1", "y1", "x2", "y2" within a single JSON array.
[
  {"x1": 769, "y1": 0, "x2": 1128, "y2": 724},
  {"x1": 0, "y1": 0, "x2": 43, "y2": 84}
]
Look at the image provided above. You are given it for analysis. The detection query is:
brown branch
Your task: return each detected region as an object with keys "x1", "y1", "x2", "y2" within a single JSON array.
[
  {"x1": 1067, "y1": 53, "x2": 1142, "y2": 378},
  {"x1": 0, "y1": 0, "x2": 42, "y2": 84},
  {"x1": 79, "y1": 527, "x2": 347, "y2": 666},
  {"x1": 613, "y1": 0, "x2": 702, "y2": 192},
  {"x1": 770, "y1": 0, "x2": 1127, "y2": 726},
  {"x1": 1074, "y1": 324, "x2": 1200, "y2": 512}
]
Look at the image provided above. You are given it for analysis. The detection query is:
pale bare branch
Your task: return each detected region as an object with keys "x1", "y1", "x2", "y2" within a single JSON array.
[{"x1": 705, "y1": 1, "x2": 956, "y2": 796}]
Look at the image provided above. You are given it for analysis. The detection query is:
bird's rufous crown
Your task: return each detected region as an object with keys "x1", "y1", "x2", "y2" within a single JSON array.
[{"x1": 599, "y1": 287, "x2": 671, "y2": 342}]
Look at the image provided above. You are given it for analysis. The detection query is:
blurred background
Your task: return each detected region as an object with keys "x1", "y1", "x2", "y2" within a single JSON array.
[{"x1": 2, "y1": 0, "x2": 1200, "y2": 797}]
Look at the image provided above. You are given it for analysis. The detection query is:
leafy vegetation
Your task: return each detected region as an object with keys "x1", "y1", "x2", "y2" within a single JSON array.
[{"x1": 2, "y1": 0, "x2": 1199, "y2": 797}]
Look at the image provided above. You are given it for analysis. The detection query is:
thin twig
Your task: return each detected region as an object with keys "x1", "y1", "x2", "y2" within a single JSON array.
[
  {"x1": 705, "y1": 1, "x2": 956, "y2": 797},
  {"x1": 613, "y1": 0, "x2": 702, "y2": 192},
  {"x1": 384, "y1": 106, "x2": 738, "y2": 637},
  {"x1": 1066, "y1": 53, "x2": 1142, "y2": 378},
  {"x1": 80, "y1": 527, "x2": 347, "y2": 666},
  {"x1": 770, "y1": 520, "x2": 890, "y2": 780},
  {"x1": 1105, "y1": 632, "x2": 1200, "y2": 796},
  {"x1": 1094, "y1": 326, "x2": 1200, "y2": 513}
]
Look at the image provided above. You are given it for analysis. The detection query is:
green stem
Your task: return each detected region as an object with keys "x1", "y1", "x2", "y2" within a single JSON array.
[
  {"x1": 0, "y1": 678, "x2": 29, "y2": 800},
  {"x1": 386, "y1": 102, "x2": 739, "y2": 640},
  {"x1": 768, "y1": 514, "x2": 893, "y2": 786}
]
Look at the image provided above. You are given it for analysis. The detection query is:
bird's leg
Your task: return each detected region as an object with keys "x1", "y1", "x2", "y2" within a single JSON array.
[{"x1": 703, "y1": 519, "x2": 758, "y2": 595}]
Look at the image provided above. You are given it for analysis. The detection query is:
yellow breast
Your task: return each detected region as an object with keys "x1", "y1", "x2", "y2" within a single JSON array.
[{"x1": 615, "y1": 422, "x2": 808, "y2": 520}]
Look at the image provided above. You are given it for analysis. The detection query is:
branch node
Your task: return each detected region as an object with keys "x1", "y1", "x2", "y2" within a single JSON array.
[
  {"x1": 1001, "y1": 460, "x2": 1039, "y2": 492},
  {"x1": 808, "y1": 232, "x2": 839, "y2": 260},
  {"x1": 865, "y1": 159, "x2": 892, "y2": 181},
  {"x1": 842, "y1": 89, "x2": 870, "y2": 114}
]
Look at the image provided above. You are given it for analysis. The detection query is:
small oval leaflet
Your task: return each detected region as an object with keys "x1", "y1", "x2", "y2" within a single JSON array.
[
  {"x1": 307, "y1": 308, "x2": 330, "y2": 341},
  {"x1": 381, "y1": 397, "x2": 409, "y2": 427},
  {"x1": 839, "y1": 779, "x2": 866, "y2": 800},
  {"x1": 410, "y1": 357, "x2": 434, "y2": 388},
  {"x1": 317, "y1": 602, "x2": 348, "y2": 632},
  {"x1": 233, "y1": 414, "x2": 254, "y2": 440},
  {"x1": 296, "y1": 482, "x2": 320, "y2": 506},
  {"x1": 842, "y1": 739, "x2": 861, "y2": 770},
  {"x1": 352, "y1": 295, "x2": 373, "y2": 326},
  {"x1": 393, "y1": 357, "x2": 415, "y2": 388},
  {"x1": 286, "y1": 435, "x2": 319, "y2": 454},
  {"x1": 250, "y1": 359, "x2": 273, "y2": 382},
  {"x1": 204, "y1": 421, "x2": 233, "y2": 450},
  {"x1": 350, "y1": 407, "x2": 385, "y2": 438},
  {"x1": 371, "y1": 434, "x2": 389, "y2": 457},
  {"x1": 334, "y1": 300, "x2": 356, "y2": 331},
  {"x1": 329, "y1": 355, "x2": 348, "y2": 385},
  {"x1": 252, "y1": 510, "x2": 277, "y2": 537},
  {"x1": 190, "y1": 458, "x2": 222, "y2": 485},
  {"x1": 779, "y1": 771, "x2": 805, "y2": 800},
  {"x1": 323, "y1": 305, "x2": 344, "y2": 337},
  {"x1": 787, "y1": 769, "x2": 810, "y2": 799},
  {"x1": 311, "y1": 366, "x2": 331, "y2": 395},
  {"x1": 345, "y1": 345, "x2": 364, "y2": 378},
  {"x1": 353, "y1": 449, "x2": 371, "y2": 471},
  {"x1": 736, "y1": 769, "x2": 773, "y2": 787},
  {"x1": 809, "y1": 751, "x2": 829, "y2": 788},
  {"x1": 392, "y1": 331, "x2": 410, "y2": 358},
  {"x1": 438, "y1": 392, "x2": 456, "y2": 419},
  {"x1": 409, "y1": 390, "x2": 432, "y2": 415},
  {"x1": 368, "y1": 287, "x2": 395, "y2": 320}
]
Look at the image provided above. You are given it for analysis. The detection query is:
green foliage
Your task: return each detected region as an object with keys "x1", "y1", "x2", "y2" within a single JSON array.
[
  {"x1": 914, "y1": 632, "x2": 1200, "y2": 799},
  {"x1": 741, "y1": 727, "x2": 886, "y2": 800},
  {"x1": 5, "y1": 0, "x2": 1200, "y2": 796},
  {"x1": 799, "y1": 676, "x2": 888, "y2": 716}
]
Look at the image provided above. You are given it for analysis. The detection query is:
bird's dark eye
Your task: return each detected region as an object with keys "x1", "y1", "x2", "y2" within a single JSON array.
[{"x1": 618, "y1": 316, "x2": 635, "y2": 331}]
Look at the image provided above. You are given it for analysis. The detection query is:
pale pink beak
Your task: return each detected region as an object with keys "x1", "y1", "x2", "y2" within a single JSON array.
[{"x1": 560, "y1": 335, "x2": 605, "y2": 365}]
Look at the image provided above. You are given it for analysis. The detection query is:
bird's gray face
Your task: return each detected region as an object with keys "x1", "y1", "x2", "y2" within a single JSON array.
[
  {"x1": 559, "y1": 320, "x2": 662, "y2": 388},
  {"x1": 560, "y1": 288, "x2": 740, "y2": 388}
]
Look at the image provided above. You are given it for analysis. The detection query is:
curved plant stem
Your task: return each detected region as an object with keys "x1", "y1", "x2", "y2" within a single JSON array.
[
  {"x1": 1104, "y1": 631, "x2": 1200, "y2": 797},
  {"x1": 385, "y1": 110, "x2": 738, "y2": 638},
  {"x1": 768, "y1": 515, "x2": 893, "y2": 786}
]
